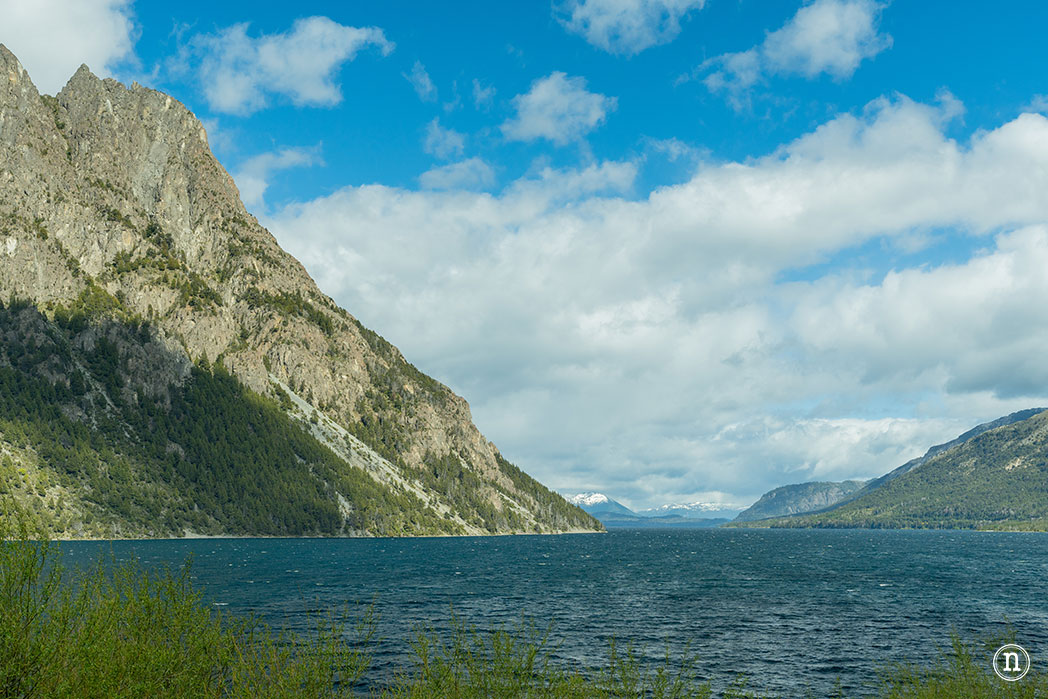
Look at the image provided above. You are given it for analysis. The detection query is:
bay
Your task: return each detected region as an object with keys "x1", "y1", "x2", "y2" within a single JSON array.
[{"x1": 59, "y1": 529, "x2": 1048, "y2": 696}]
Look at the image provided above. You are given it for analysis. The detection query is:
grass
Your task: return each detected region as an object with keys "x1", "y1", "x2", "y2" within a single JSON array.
[{"x1": 1, "y1": 511, "x2": 1046, "y2": 698}]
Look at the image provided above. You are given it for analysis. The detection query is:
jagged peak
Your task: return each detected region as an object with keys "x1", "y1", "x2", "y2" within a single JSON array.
[
  {"x1": 58, "y1": 63, "x2": 103, "y2": 100},
  {"x1": 0, "y1": 43, "x2": 21, "y2": 70},
  {"x1": 72, "y1": 63, "x2": 95, "y2": 80},
  {"x1": 0, "y1": 44, "x2": 40, "y2": 103}
]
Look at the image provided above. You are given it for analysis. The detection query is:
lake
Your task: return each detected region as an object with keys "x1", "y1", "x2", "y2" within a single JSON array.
[{"x1": 59, "y1": 528, "x2": 1048, "y2": 696}]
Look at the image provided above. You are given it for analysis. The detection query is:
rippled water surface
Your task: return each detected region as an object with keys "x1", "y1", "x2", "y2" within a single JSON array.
[{"x1": 60, "y1": 529, "x2": 1048, "y2": 695}]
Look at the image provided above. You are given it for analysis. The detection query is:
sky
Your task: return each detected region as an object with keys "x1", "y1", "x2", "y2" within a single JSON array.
[{"x1": 4, "y1": 0, "x2": 1048, "y2": 510}]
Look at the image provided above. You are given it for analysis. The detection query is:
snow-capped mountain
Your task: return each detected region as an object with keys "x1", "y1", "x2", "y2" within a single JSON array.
[
  {"x1": 569, "y1": 492, "x2": 610, "y2": 507},
  {"x1": 567, "y1": 493, "x2": 637, "y2": 518},
  {"x1": 639, "y1": 502, "x2": 747, "y2": 520},
  {"x1": 567, "y1": 493, "x2": 745, "y2": 527}
]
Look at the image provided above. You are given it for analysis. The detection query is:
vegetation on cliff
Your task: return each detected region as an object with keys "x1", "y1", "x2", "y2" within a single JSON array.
[{"x1": 0, "y1": 46, "x2": 601, "y2": 538}]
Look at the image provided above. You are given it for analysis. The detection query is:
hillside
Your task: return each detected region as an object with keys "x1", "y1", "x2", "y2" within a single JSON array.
[
  {"x1": 746, "y1": 409, "x2": 1048, "y2": 530},
  {"x1": 839, "y1": 408, "x2": 1046, "y2": 505},
  {"x1": 733, "y1": 480, "x2": 866, "y2": 522},
  {"x1": 0, "y1": 46, "x2": 600, "y2": 538}
]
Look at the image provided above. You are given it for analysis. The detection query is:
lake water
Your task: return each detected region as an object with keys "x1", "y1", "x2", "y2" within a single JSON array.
[{"x1": 59, "y1": 529, "x2": 1048, "y2": 696}]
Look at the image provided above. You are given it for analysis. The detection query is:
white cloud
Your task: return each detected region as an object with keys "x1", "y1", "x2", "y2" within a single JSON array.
[
  {"x1": 419, "y1": 158, "x2": 496, "y2": 190},
  {"x1": 266, "y1": 96, "x2": 1048, "y2": 508},
  {"x1": 191, "y1": 16, "x2": 392, "y2": 115},
  {"x1": 404, "y1": 60, "x2": 436, "y2": 102},
  {"x1": 703, "y1": 0, "x2": 890, "y2": 107},
  {"x1": 1024, "y1": 94, "x2": 1048, "y2": 114},
  {"x1": 472, "y1": 79, "x2": 496, "y2": 109},
  {"x1": 559, "y1": 0, "x2": 707, "y2": 55},
  {"x1": 502, "y1": 72, "x2": 617, "y2": 145},
  {"x1": 233, "y1": 145, "x2": 322, "y2": 210},
  {"x1": 423, "y1": 119, "x2": 465, "y2": 160},
  {"x1": 0, "y1": 0, "x2": 135, "y2": 95},
  {"x1": 645, "y1": 136, "x2": 702, "y2": 163},
  {"x1": 792, "y1": 226, "x2": 1048, "y2": 399},
  {"x1": 764, "y1": 0, "x2": 892, "y2": 78},
  {"x1": 701, "y1": 49, "x2": 761, "y2": 107}
]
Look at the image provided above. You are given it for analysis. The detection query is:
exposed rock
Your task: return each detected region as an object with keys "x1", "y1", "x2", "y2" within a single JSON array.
[
  {"x1": 0, "y1": 46, "x2": 600, "y2": 537},
  {"x1": 733, "y1": 480, "x2": 867, "y2": 522}
]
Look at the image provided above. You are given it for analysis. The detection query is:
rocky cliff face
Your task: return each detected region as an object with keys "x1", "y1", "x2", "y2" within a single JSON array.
[
  {"x1": 733, "y1": 480, "x2": 867, "y2": 522},
  {"x1": 0, "y1": 46, "x2": 600, "y2": 537}
]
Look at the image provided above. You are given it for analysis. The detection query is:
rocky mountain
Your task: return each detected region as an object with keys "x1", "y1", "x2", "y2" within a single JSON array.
[
  {"x1": 742, "y1": 409, "x2": 1048, "y2": 530},
  {"x1": 0, "y1": 46, "x2": 601, "y2": 538},
  {"x1": 733, "y1": 480, "x2": 867, "y2": 522}
]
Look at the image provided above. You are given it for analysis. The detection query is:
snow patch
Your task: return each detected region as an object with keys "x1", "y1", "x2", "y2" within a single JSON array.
[
  {"x1": 569, "y1": 492, "x2": 610, "y2": 506},
  {"x1": 643, "y1": 502, "x2": 744, "y2": 513}
]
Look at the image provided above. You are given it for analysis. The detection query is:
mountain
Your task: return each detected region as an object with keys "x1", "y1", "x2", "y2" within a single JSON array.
[
  {"x1": 733, "y1": 481, "x2": 867, "y2": 522},
  {"x1": 567, "y1": 493, "x2": 636, "y2": 518},
  {"x1": 639, "y1": 502, "x2": 746, "y2": 520},
  {"x1": 0, "y1": 47, "x2": 601, "y2": 538},
  {"x1": 836, "y1": 408, "x2": 1047, "y2": 506},
  {"x1": 745, "y1": 408, "x2": 1048, "y2": 530},
  {"x1": 566, "y1": 494, "x2": 738, "y2": 528}
]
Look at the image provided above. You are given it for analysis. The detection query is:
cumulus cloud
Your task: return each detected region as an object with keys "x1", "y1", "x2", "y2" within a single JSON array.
[
  {"x1": 404, "y1": 60, "x2": 436, "y2": 102},
  {"x1": 792, "y1": 226, "x2": 1048, "y2": 399},
  {"x1": 233, "y1": 145, "x2": 322, "y2": 210},
  {"x1": 764, "y1": 0, "x2": 892, "y2": 78},
  {"x1": 189, "y1": 16, "x2": 392, "y2": 115},
  {"x1": 423, "y1": 119, "x2": 465, "y2": 160},
  {"x1": 702, "y1": 0, "x2": 890, "y2": 107},
  {"x1": 502, "y1": 72, "x2": 617, "y2": 145},
  {"x1": 558, "y1": 0, "x2": 707, "y2": 55},
  {"x1": 0, "y1": 0, "x2": 136, "y2": 95},
  {"x1": 266, "y1": 95, "x2": 1048, "y2": 507},
  {"x1": 419, "y1": 158, "x2": 496, "y2": 190}
]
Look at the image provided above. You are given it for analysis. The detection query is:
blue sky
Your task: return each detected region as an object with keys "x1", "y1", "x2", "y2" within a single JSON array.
[{"x1": 5, "y1": 0, "x2": 1048, "y2": 509}]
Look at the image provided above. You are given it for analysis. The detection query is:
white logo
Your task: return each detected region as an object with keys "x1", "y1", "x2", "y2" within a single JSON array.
[{"x1": 992, "y1": 644, "x2": 1030, "y2": 682}]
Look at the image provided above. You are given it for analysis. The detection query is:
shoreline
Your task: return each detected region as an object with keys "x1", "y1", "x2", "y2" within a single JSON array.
[{"x1": 48, "y1": 528, "x2": 607, "y2": 543}]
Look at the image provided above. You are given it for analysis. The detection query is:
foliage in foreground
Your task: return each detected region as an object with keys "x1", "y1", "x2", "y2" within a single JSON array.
[
  {"x1": 389, "y1": 617, "x2": 711, "y2": 699},
  {"x1": 0, "y1": 519, "x2": 373, "y2": 698},
  {"x1": 2, "y1": 517, "x2": 1048, "y2": 698},
  {"x1": 875, "y1": 633, "x2": 1048, "y2": 698}
]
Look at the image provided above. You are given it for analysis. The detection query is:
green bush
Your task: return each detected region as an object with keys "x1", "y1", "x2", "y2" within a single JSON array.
[
  {"x1": 0, "y1": 513, "x2": 374, "y2": 698},
  {"x1": 875, "y1": 632, "x2": 1048, "y2": 698},
  {"x1": 391, "y1": 616, "x2": 709, "y2": 699}
]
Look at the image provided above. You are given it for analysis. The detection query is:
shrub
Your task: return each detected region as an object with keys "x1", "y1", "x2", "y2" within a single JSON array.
[{"x1": 0, "y1": 510, "x2": 374, "y2": 698}]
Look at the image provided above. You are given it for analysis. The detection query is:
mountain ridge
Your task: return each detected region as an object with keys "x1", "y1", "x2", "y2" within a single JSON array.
[
  {"x1": 0, "y1": 46, "x2": 601, "y2": 538},
  {"x1": 735, "y1": 408, "x2": 1048, "y2": 530},
  {"x1": 733, "y1": 480, "x2": 867, "y2": 522}
]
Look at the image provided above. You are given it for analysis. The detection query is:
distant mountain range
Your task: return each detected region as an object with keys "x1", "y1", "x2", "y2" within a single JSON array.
[
  {"x1": 639, "y1": 502, "x2": 746, "y2": 519},
  {"x1": 733, "y1": 408, "x2": 1048, "y2": 530},
  {"x1": 567, "y1": 493, "x2": 743, "y2": 528},
  {"x1": 582, "y1": 407, "x2": 1048, "y2": 532}
]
